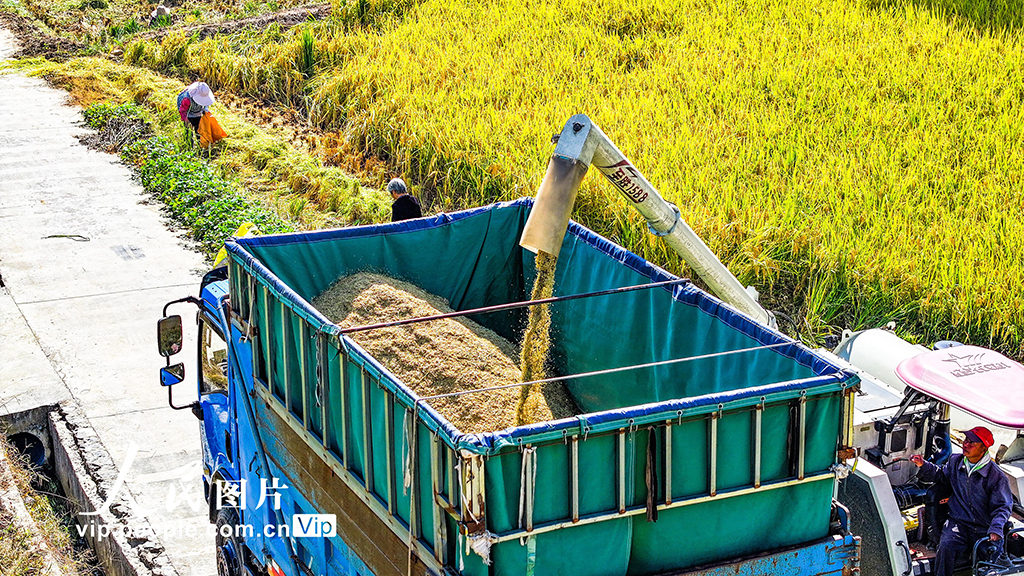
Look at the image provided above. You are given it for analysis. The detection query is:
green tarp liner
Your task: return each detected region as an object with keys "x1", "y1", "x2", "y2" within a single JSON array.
[{"x1": 225, "y1": 198, "x2": 857, "y2": 575}]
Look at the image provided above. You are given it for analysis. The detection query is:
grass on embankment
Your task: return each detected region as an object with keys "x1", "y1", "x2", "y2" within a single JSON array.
[
  {"x1": 0, "y1": 441, "x2": 97, "y2": 576},
  {"x1": 3, "y1": 0, "x2": 310, "y2": 49},
  {"x1": 2, "y1": 56, "x2": 389, "y2": 256},
  {"x1": 114, "y1": 0, "x2": 1024, "y2": 356}
]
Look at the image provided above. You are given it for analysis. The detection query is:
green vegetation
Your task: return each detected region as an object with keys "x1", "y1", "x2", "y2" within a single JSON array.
[
  {"x1": 1, "y1": 0, "x2": 307, "y2": 47},
  {"x1": 81, "y1": 99, "x2": 142, "y2": 128},
  {"x1": 81, "y1": 100, "x2": 295, "y2": 254},
  {"x1": 3, "y1": 56, "x2": 389, "y2": 255},
  {"x1": 123, "y1": 135, "x2": 294, "y2": 253},
  {"x1": 0, "y1": 441, "x2": 97, "y2": 576}
]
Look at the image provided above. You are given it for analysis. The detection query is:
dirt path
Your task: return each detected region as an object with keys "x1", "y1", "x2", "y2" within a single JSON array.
[{"x1": 0, "y1": 13, "x2": 83, "y2": 60}]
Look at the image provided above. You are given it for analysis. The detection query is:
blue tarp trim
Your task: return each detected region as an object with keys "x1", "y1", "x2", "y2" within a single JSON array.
[
  {"x1": 224, "y1": 198, "x2": 533, "y2": 335},
  {"x1": 236, "y1": 198, "x2": 528, "y2": 248},
  {"x1": 226, "y1": 198, "x2": 858, "y2": 454}
]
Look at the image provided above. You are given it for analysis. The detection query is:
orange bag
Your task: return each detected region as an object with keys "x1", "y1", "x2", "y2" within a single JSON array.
[{"x1": 198, "y1": 112, "x2": 227, "y2": 147}]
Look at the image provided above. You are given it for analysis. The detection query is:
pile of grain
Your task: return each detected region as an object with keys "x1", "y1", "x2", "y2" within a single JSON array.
[{"x1": 312, "y1": 272, "x2": 578, "y2": 434}]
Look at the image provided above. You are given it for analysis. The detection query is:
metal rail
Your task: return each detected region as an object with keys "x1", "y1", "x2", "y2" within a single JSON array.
[
  {"x1": 361, "y1": 366, "x2": 373, "y2": 490},
  {"x1": 299, "y1": 321, "x2": 309, "y2": 429},
  {"x1": 492, "y1": 473, "x2": 834, "y2": 544},
  {"x1": 340, "y1": 278, "x2": 689, "y2": 334},
  {"x1": 417, "y1": 341, "x2": 797, "y2": 401}
]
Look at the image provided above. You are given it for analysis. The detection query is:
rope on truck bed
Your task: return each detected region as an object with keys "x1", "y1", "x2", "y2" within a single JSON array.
[
  {"x1": 416, "y1": 341, "x2": 825, "y2": 401},
  {"x1": 339, "y1": 278, "x2": 691, "y2": 334}
]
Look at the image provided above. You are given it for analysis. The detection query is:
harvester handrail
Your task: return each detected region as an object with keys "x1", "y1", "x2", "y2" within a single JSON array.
[
  {"x1": 417, "y1": 341, "x2": 801, "y2": 401},
  {"x1": 339, "y1": 277, "x2": 690, "y2": 334}
]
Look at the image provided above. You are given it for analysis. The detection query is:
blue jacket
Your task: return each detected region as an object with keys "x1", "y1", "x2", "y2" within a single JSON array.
[{"x1": 918, "y1": 453, "x2": 1013, "y2": 536}]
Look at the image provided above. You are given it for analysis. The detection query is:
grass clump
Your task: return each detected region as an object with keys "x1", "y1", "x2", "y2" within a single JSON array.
[
  {"x1": 79, "y1": 100, "x2": 152, "y2": 152},
  {"x1": 81, "y1": 100, "x2": 142, "y2": 128},
  {"x1": 0, "y1": 440, "x2": 98, "y2": 576}
]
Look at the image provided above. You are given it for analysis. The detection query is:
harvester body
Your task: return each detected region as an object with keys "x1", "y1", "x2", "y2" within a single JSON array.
[{"x1": 823, "y1": 328, "x2": 1024, "y2": 576}]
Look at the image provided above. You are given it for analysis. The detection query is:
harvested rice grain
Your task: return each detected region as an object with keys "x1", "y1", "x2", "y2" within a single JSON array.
[
  {"x1": 516, "y1": 250, "x2": 557, "y2": 426},
  {"x1": 311, "y1": 272, "x2": 578, "y2": 434}
]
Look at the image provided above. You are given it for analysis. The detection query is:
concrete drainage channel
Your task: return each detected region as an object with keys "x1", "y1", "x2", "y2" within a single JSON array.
[{"x1": 2, "y1": 401, "x2": 178, "y2": 576}]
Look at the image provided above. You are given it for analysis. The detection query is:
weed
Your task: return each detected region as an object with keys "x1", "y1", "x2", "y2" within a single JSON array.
[
  {"x1": 104, "y1": 18, "x2": 140, "y2": 38},
  {"x1": 288, "y1": 196, "x2": 308, "y2": 221},
  {"x1": 0, "y1": 441, "x2": 98, "y2": 576},
  {"x1": 76, "y1": 0, "x2": 106, "y2": 10},
  {"x1": 123, "y1": 136, "x2": 292, "y2": 255},
  {"x1": 81, "y1": 100, "x2": 142, "y2": 128},
  {"x1": 150, "y1": 13, "x2": 172, "y2": 27},
  {"x1": 297, "y1": 27, "x2": 316, "y2": 79}
]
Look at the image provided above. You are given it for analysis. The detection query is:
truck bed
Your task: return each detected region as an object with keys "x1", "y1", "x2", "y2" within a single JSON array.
[{"x1": 223, "y1": 198, "x2": 860, "y2": 575}]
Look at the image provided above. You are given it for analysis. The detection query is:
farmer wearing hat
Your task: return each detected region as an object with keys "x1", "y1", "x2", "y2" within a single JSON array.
[
  {"x1": 911, "y1": 426, "x2": 1013, "y2": 575},
  {"x1": 176, "y1": 81, "x2": 216, "y2": 132},
  {"x1": 388, "y1": 178, "x2": 422, "y2": 222}
]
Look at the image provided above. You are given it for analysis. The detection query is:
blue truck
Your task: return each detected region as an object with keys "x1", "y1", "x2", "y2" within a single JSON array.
[
  {"x1": 156, "y1": 199, "x2": 861, "y2": 576},
  {"x1": 155, "y1": 116, "x2": 862, "y2": 576}
]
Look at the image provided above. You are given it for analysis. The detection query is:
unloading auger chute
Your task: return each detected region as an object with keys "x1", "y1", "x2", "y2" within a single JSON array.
[{"x1": 520, "y1": 114, "x2": 777, "y2": 330}]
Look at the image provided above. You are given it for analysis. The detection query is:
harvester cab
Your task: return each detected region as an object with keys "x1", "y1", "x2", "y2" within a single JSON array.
[{"x1": 820, "y1": 328, "x2": 1024, "y2": 576}]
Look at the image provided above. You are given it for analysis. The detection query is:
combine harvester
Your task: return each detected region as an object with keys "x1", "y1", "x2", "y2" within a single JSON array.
[
  {"x1": 520, "y1": 115, "x2": 1024, "y2": 576},
  {"x1": 154, "y1": 115, "x2": 1021, "y2": 576}
]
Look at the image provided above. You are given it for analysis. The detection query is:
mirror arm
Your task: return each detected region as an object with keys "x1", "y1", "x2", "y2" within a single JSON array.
[
  {"x1": 160, "y1": 295, "x2": 202, "y2": 418},
  {"x1": 168, "y1": 385, "x2": 199, "y2": 415},
  {"x1": 162, "y1": 296, "x2": 202, "y2": 318}
]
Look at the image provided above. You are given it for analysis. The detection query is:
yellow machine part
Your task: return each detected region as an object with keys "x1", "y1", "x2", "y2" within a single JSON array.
[{"x1": 903, "y1": 506, "x2": 922, "y2": 532}]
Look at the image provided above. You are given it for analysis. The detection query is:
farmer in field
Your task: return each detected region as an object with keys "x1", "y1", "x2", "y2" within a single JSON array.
[
  {"x1": 388, "y1": 178, "x2": 422, "y2": 221},
  {"x1": 176, "y1": 82, "x2": 215, "y2": 132},
  {"x1": 910, "y1": 426, "x2": 1013, "y2": 575}
]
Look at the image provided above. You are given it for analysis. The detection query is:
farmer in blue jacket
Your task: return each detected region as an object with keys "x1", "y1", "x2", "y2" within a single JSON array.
[{"x1": 911, "y1": 426, "x2": 1013, "y2": 576}]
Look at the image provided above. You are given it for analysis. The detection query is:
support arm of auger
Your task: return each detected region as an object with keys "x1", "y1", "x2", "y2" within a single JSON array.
[{"x1": 520, "y1": 114, "x2": 777, "y2": 329}]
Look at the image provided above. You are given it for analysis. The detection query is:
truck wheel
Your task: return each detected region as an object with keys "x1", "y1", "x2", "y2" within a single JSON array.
[{"x1": 216, "y1": 508, "x2": 244, "y2": 576}]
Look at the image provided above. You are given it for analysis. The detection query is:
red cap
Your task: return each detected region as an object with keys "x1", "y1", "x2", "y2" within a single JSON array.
[{"x1": 963, "y1": 426, "x2": 994, "y2": 448}]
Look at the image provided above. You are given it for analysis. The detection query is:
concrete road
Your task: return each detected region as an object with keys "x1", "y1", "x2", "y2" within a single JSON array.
[{"x1": 0, "y1": 29, "x2": 216, "y2": 575}]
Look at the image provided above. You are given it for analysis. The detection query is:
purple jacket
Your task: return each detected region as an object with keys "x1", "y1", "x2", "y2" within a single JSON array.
[{"x1": 918, "y1": 453, "x2": 1013, "y2": 536}]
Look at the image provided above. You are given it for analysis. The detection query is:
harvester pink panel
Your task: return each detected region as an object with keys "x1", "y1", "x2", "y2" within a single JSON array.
[{"x1": 896, "y1": 345, "x2": 1024, "y2": 428}]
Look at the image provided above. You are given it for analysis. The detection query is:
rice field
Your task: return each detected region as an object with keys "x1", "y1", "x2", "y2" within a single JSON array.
[
  {"x1": 9, "y1": 0, "x2": 1024, "y2": 356},
  {"x1": 116, "y1": 0, "x2": 1024, "y2": 356}
]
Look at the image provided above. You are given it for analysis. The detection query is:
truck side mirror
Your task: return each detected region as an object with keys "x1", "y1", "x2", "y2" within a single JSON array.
[
  {"x1": 160, "y1": 363, "x2": 185, "y2": 386},
  {"x1": 158, "y1": 315, "x2": 183, "y2": 357}
]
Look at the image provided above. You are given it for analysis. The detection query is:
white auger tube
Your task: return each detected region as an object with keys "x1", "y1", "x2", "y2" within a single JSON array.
[{"x1": 520, "y1": 114, "x2": 777, "y2": 329}]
